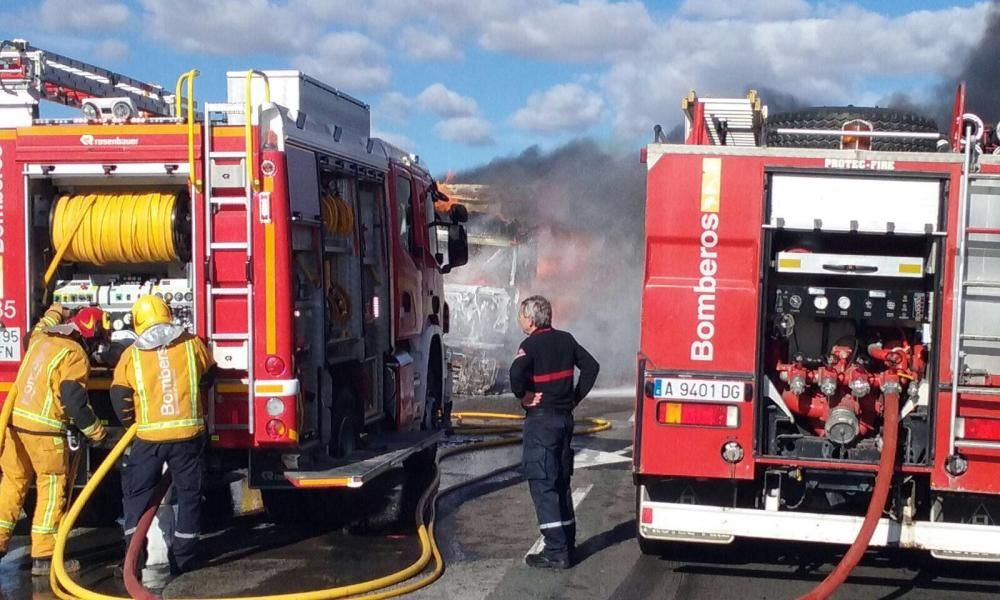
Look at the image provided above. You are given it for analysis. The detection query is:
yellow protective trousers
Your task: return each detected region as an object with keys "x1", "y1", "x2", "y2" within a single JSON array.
[{"x1": 0, "y1": 428, "x2": 69, "y2": 558}]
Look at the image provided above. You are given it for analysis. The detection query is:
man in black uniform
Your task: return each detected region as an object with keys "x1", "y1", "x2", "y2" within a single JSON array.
[{"x1": 510, "y1": 295, "x2": 599, "y2": 569}]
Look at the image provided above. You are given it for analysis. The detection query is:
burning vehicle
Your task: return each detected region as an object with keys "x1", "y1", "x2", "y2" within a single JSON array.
[{"x1": 438, "y1": 184, "x2": 537, "y2": 394}]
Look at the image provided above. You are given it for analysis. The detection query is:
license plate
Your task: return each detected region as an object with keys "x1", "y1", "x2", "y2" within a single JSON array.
[
  {"x1": 0, "y1": 327, "x2": 20, "y2": 362},
  {"x1": 652, "y1": 377, "x2": 744, "y2": 402}
]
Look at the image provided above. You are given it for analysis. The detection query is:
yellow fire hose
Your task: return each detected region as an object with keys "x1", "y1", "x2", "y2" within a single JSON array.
[
  {"x1": 50, "y1": 412, "x2": 610, "y2": 599},
  {"x1": 51, "y1": 192, "x2": 183, "y2": 265}
]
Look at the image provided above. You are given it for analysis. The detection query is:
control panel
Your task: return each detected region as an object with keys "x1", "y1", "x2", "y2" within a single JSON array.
[
  {"x1": 53, "y1": 277, "x2": 194, "y2": 337},
  {"x1": 774, "y1": 286, "x2": 928, "y2": 322}
]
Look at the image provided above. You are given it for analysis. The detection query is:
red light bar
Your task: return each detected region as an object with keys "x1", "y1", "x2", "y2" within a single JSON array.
[
  {"x1": 961, "y1": 417, "x2": 1000, "y2": 441},
  {"x1": 655, "y1": 401, "x2": 738, "y2": 427}
]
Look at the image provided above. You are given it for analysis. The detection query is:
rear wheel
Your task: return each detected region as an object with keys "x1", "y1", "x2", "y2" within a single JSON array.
[{"x1": 765, "y1": 106, "x2": 939, "y2": 152}]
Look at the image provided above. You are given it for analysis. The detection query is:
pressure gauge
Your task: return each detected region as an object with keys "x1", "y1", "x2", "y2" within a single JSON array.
[
  {"x1": 813, "y1": 296, "x2": 829, "y2": 310},
  {"x1": 789, "y1": 294, "x2": 802, "y2": 309},
  {"x1": 837, "y1": 296, "x2": 851, "y2": 310}
]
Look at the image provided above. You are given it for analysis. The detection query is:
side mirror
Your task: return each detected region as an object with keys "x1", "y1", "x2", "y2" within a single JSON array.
[
  {"x1": 450, "y1": 204, "x2": 469, "y2": 224},
  {"x1": 438, "y1": 223, "x2": 468, "y2": 274}
]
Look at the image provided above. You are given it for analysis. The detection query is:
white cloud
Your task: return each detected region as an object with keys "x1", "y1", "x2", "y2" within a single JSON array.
[
  {"x1": 480, "y1": 0, "x2": 654, "y2": 62},
  {"x1": 92, "y1": 39, "x2": 129, "y2": 62},
  {"x1": 602, "y1": 2, "x2": 992, "y2": 139},
  {"x1": 678, "y1": 0, "x2": 810, "y2": 21},
  {"x1": 511, "y1": 84, "x2": 604, "y2": 133},
  {"x1": 417, "y1": 83, "x2": 478, "y2": 118},
  {"x1": 399, "y1": 28, "x2": 462, "y2": 61},
  {"x1": 377, "y1": 92, "x2": 414, "y2": 124},
  {"x1": 140, "y1": 0, "x2": 316, "y2": 54},
  {"x1": 372, "y1": 128, "x2": 416, "y2": 153},
  {"x1": 292, "y1": 32, "x2": 391, "y2": 94},
  {"x1": 435, "y1": 116, "x2": 494, "y2": 146},
  {"x1": 39, "y1": 0, "x2": 129, "y2": 31}
]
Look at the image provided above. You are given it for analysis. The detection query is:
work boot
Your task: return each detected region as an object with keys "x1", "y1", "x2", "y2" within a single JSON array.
[
  {"x1": 525, "y1": 552, "x2": 571, "y2": 570},
  {"x1": 31, "y1": 558, "x2": 79, "y2": 576}
]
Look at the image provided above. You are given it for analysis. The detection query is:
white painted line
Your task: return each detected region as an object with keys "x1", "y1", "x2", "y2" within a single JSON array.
[
  {"x1": 525, "y1": 484, "x2": 593, "y2": 558},
  {"x1": 628, "y1": 411, "x2": 635, "y2": 424},
  {"x1": 591, "y1": 386, "x2": 634, "y2": 398},
  {"x1": 572, "y1": 448, "x2": 632, "y2": 470}
]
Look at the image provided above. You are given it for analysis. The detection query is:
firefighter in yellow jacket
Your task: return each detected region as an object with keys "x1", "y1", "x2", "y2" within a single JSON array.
[
  {"x1": 0, "y1": 304, "x2": 108, "y2": 576},
  {"x1": 111, "y1": 295, "x2": 215, "y2": 576}
]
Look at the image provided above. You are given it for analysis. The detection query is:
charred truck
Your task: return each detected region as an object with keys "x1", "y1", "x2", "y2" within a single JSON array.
[
  {"x1": 438, "y1": 184, "x2": 536, "y2": 395},
  {"x1": 0, "y1": 40, "x2": 468, "y2": 508},
  {"x1": 635, "y1": 87, "x2": 1000, "y2": 562}
]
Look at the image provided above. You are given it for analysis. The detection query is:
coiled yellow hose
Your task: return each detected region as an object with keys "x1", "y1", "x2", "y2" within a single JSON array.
[
  {"x1": 321, "y1": 193, "x2": 354, "y2": 236},
  {"x1": 51, "y1": 192, "x2": 183, "y2": 265}
]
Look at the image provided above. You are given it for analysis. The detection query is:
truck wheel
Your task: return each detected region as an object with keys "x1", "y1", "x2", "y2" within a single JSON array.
[
  {"x1": 765, "y1": 106, "x2": 939, "y2": 152},
  {"x1": 330, "y1": 388, "x2": 359, "y2": 458}
]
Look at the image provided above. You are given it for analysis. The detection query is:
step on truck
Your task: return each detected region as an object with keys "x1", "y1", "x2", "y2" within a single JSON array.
[
  {"x1": 635, "y1": 86, "x2": 1000, "y2": 562},
  {"x1": 0, "y1": 40, "x2": 469, "y2": 512}
]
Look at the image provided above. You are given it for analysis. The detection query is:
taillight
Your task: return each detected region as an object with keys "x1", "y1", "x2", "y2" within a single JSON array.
[
  {"x1": 265, "y1": 418, "x2": 287, "y2": 438},
  {"x1": 641, "y1": 507, "x2": 653, "y2": 524},
  {"x1": 960, "y1": 417, "x2": 1000, "y2": 440},
  {"x1": 264, "y1": 355, "x2": 285, "y2": 376},
  {"x1": 656, "y1": 401, "x2": 738, "y2": 427}
]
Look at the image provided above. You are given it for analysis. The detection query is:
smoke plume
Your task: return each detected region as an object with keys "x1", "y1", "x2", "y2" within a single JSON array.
[{"x1": 453, "y1": 140, "x2": 645, "y2": 387}]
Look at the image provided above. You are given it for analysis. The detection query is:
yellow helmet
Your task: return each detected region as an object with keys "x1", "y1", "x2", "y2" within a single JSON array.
[{"x1": 131, "y1": 294, "x2": 172, "y2": 335}]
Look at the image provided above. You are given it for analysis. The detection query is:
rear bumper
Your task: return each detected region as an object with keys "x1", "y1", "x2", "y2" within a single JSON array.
[{"x1": 638, "y1": 485, "x2": 1000, "y2": 561}]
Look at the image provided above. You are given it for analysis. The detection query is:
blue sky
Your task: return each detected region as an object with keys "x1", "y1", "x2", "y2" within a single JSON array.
[{"x1": 0, "y1": 0, "x2": 992, "y2": 176}]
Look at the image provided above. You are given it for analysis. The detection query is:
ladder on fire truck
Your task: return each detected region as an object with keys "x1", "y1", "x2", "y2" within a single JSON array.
[
  {"x1": 202, "y1": 86, "x2": 263, "y2": 434},
  {"x1": 679, "y1": 90, "x2": 766, "y2": 146},
  {"x1": 0, "y1": 39, "x2": 175, "y2": 119},
  {"x1": 950, "y1": 115, "x2": 1000, "y2": 455}
]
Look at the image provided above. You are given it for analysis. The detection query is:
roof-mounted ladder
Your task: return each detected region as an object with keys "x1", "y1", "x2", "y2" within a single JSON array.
[
  {"x1": 681, "y1": 90, "x2": 766, "y2": 147},
  {"x1": 0, "y1": 39, "x2": 176, "y2": 119}
]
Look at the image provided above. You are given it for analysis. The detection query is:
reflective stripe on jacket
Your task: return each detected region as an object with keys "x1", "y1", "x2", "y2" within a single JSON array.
[
  {"x1": 9, "y1": 333, "x2": 89, "y2": 434},
  {"x1": 113, "y1": 334, "x2": 213, "y2": 442}
]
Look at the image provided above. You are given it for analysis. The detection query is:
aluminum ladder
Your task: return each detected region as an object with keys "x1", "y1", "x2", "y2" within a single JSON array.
[
  {"x1": 203, "y1": 102, "x2": 256, "y2": 434},
  {"x1": 0, "y1": 39, "x2": 174, "y2": 115},
  {"x1": 949, "y1": 115, "x2": 1000, "y2": 455}
]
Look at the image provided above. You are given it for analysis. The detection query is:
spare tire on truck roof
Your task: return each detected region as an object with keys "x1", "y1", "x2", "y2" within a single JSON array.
[{"x1": 765, "y1": 106, "x2": 939, "y2": 152}]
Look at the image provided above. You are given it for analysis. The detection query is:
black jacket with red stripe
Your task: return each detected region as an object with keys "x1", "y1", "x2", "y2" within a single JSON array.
[{"x1": 509, "y1": 327, "x2": 600, "y2": 411}]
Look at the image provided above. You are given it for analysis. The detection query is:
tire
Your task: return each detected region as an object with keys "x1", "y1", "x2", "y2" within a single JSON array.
[
  {"x1": 330, "y1": 388, "x2": 359, "y2": 458},
  {"x1": 765, "y1": 106, "x2": 939, "y2": 152}
]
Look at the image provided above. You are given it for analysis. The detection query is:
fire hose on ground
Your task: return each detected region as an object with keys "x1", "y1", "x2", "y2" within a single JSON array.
[
  {"x1": 48, "y1": 412, "x2": 611, "y2": 600},
  {"x1": 797, "y1": 390, "x2": 901, "y2": 600}
]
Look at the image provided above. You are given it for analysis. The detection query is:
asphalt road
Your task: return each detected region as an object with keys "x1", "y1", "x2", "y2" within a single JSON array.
[{"x1": 3, "y1": 393, "x2": 1000, "y2": 599}]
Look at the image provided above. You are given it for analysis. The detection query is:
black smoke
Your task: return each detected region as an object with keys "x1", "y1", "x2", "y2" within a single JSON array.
[
  {"x1": 453, "y1": 140, "x2": 645, "y2": 388},
  {"x1": 939, "y1": 2, "x2": 1000, "y2": 126},
  {"x1": 881, "y1": 3, "x2": 1000, "y2": 130}
]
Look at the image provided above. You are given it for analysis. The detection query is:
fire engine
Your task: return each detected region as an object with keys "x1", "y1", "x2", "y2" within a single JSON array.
[
  {"x1": 0, "y1": 40, "x2": 469, "y2": 509},
  {"x1": 635, "y1": 86, "x2": 1000, "y2": 566}
]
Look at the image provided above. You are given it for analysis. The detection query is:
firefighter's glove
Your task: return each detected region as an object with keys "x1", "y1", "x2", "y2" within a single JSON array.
[{"x1": 82, "y1": 421, "x2": 107, "y2": 443}]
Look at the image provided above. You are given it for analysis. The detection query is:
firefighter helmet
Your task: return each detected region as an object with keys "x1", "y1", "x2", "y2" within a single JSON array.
[
  {"x1": 131, "y1": 294, "x2": 172, "y2": 335},
  {"x1": 69, "y1": 306, "x2": 109, "y2": 340}
]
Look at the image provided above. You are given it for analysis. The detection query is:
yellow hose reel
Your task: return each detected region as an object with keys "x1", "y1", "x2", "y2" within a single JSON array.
[
  {"x1": 320, "y1": 192, "x2": 354, "y2": 236},
  {"x1": 50, "y1": 191, "x2": 191, "y2": 265}
]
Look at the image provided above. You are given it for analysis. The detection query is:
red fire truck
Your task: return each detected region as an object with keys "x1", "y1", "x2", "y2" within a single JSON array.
[
  {"x1": 0, "y1": 40, "x2": 468, "y2": 507},
  {"x1": 635, "y1": 87, "x2": 1000, "y2": 563}
]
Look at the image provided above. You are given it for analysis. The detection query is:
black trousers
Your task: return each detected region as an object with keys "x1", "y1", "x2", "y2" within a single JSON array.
[
  {"x1": 522, "y1": 411, "x2": 575, "y2": 558},
  {"x1": 122, "y1": 435, "x2": 204, "y2": 571}
]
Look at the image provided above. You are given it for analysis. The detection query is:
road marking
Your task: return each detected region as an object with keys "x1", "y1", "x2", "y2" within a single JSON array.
[
  {"x1": 525, "y1": 484, "x2": 593, "y2": 558},
  {"x1": 591, "y1": 386, "x2": 634, "y2": 398},
  {"x1": 573, "y1": 448, "x2": 632, "y2": 469}
]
